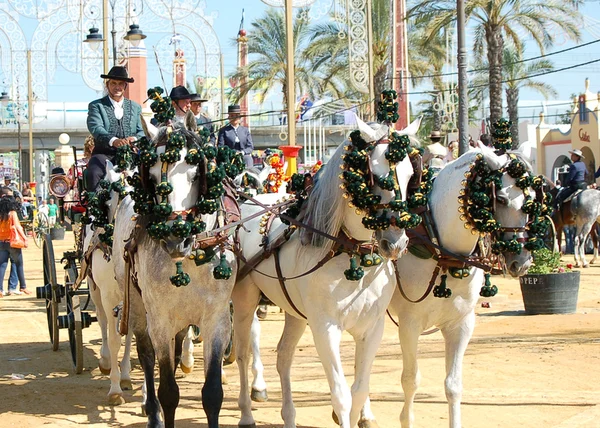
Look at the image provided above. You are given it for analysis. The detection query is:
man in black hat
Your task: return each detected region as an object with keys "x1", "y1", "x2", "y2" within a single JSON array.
[
  {"x1": 86, "y1": 66, "x2": 144, "y2": 191},
  {"x1": 555, "y1": 149, "x2": 588, "y2": 209},
  {"x1": 218, "y1": 105, "x2": 254, "y2": 168},
  {"x1": 170, "y1": 85, "x2": 193, "y2": 122}
]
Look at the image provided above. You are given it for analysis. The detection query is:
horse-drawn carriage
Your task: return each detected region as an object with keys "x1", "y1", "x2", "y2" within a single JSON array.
[{"x1": 35, "y1": 155, "x2": 97, "y2": 374}]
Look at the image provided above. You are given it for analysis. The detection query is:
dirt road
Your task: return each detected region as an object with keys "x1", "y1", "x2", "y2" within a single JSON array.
[{"x1": 1, "y1": 233, "x2": 599, "y2": 427}]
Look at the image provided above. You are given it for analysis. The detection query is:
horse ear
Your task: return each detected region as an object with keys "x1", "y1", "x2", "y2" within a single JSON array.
[
  {"x1": 140, "y1": 114, "x2": 158, "y2": 140},
  {"x1": 185, "y1": 110, "x2": 197, "y2": 132},
  {"x1": 478, "y1": 142, "x2": 506, "y2": 170}
]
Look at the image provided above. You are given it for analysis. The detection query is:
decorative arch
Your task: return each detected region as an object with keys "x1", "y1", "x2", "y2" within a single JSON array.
[{"x1": 0, "y1": 10, "x2": 27, "y2": 105}]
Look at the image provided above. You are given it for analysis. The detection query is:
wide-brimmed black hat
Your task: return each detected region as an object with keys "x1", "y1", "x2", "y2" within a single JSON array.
[
  {"x1": 100, "y1": 66, "x2": 134, "y2": 83},
  {"x1": 190, "y1": 93, "x2": 208, "y2": 103},
  {"x1": 228, "y1": 105, "x2": 241, "y2": 114},
  {"x1": 170, "y1": 86, "x2": 192, "y2": 101}
]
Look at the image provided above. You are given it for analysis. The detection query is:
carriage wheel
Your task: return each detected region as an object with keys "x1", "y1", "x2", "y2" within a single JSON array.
[
  {"x1": 544, "y1": 215, "x2": 558, "y2": 252},
  {"x1": 62, "y1": 257, "x2": 84, "y2": 374},
  {"x1": 42, "y1": 236, "x2": 60, "y2": 351},
  {"x1": 67, "y1": 293, "x2": 84, "y2": 374}
]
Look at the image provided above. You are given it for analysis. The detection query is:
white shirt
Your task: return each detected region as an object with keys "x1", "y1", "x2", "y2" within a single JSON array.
[{"x1": 108, "y1": 96, "x2": 124, "y2": 146}]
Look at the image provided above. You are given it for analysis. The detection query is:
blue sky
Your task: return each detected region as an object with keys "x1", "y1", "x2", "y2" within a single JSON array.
[{"x1": 6, "y1": 0, "x2": 600, "y2": 122}]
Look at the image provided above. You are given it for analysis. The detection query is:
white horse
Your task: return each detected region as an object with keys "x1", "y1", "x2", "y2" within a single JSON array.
[
  {"x1": 112, "y1": 123, "x2": 237, "y2": 428},
  {"x1": 233, "y1": 121, "x2": 417, "y2": 428},
  {"x1": 84, "y1": 161, "x2": 134, "y2": 405},
  {"x1": 359, "y1": 144, "x2": 537, "y2": 428}
]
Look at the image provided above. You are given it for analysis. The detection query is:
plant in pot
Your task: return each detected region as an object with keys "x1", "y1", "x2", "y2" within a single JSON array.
[
  {"x1": 519, "y1": 248, "x2": 580, "y2": 314},
  {"x1": 49, "y1": 222, "x2": 65, "y2": 240}
]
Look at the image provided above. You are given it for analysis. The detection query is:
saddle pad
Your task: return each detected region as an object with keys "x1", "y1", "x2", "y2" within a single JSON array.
[{"x1": 564, "y1": 189, "x2": 583, "y2": 204}]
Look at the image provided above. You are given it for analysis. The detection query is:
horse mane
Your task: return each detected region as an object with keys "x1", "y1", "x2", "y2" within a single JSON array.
[{"x1": 297, "y1": 142, "x2": 347, "y2": 252}]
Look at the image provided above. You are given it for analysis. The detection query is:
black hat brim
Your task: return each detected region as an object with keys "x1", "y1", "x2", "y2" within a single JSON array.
[{"x1": 100, "y1": 74, "x2": 134, "y2": 83}]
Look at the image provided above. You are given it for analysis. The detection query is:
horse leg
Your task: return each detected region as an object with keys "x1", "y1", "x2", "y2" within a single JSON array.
[
  {"x1": 156, "y1": 337, "x2": 179, "y2": 428},
  {"x1": 175, "y1": 327, "x2": 193, "y2": 374},
  {"x1": 89, "y1": 278, "x2": 110, "y2": 375},
  {"x1": 358, "y1": 397, "x2": 378, "y2": 428},
  {"x1": 250, "y1": 312, "x2": 268, "y2": 402},
  {"x1": 441, "y1": 312, "x2": 475, "y2": 428},
  {"x1": 277, "y1": 313, "x2": 308, "y2": 428},
  {"x1": 135, "y1": 327, "x2": 161, "y2": 427},
  {"x1": 232, "y1": 277, "x2": 262, "y2": 428},
  {"x1": 576, "y1": 222, "x2": 593, "y2": 268},
  {"x1": 200, "y1": 306, "x2": 230, "y2": 428},
  {"x1": 398, "y1": 326, "x2": 421, "y2": 428},
  {"x1": 119, "y1": 329, "x2": 133, "y2": 391},
  {"x1": 106, "y1": 306, "x2": 125, "y2": 405},
  {"x1": 351, "y1": 316, "x2": 386, "y2": 428},
  {"x1": 590, "y1": 225, "x2": 598, "y2": 264}
]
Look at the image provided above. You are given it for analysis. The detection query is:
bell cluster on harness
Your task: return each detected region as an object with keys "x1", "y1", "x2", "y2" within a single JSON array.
[{"x1": 84, "y1": 86, "x2": 245, "y2": 286}]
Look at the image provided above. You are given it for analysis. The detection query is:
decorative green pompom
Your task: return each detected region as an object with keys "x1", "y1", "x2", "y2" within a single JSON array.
[
  {"x1": 170, "y1": 261, "x2": 191, "y2": 287},
  {"x1": 197, "y1": 198, "x2": 219, "y2": 214},
  {"x1": 156, "y1": 181, "x2": 173, "y2": 197},
  {"x1": 171, "y1": 215, "x2": 192, "y2": 238},
  {"x1": 153, "y1": 202, "x2": 173, "y2": 218},
  {"x1": 479, "y1": 273, "x2": 498, "y2": 297},
  {"x1": 433, "y1": 274, "x2": 452, "y2": 298},
  {"x1": 147, "y1": 221, "x2": 171, "y2": 240},
  {"x1": 361, "y1": 253, "x2": 374, "y2": 267},
  {"x1": 191, "y1": 247, "x2": 216, "y2": 266},
  {"x1": 213, "y1": 254, "x2": 233, "y2": 280},
  {"x1": 344, "y1": 257, "x2": 364, "y2": 281}
]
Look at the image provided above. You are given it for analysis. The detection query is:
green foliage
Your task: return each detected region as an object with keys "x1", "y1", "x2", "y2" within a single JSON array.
[{"x1": 527, "y1": 248, "x2": 569, "y2": 275}]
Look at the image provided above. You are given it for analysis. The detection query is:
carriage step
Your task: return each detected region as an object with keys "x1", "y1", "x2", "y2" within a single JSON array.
[
  {"x1": 57, "y1": 311, "x2": 96, "y2": 330},
  {"x1": 35, "y1": 283, "x2": 66, "y2": 300}
]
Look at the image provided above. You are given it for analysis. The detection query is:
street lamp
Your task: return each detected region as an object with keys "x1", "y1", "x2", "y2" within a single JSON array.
[
  {"x1": 124, "y1": 24, "x2": 147, "y2": 47},
  {"x1": 83, "y1": 27, "x2": 105, "y2": 52}
]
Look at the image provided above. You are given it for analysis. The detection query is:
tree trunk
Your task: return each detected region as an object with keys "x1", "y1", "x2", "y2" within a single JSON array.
[
  {"x1": 506, "y1": 87, "x2": 520, "y2": 149},
  {"x1": 486, "y1": 27, "x2": 504, "y2": 130}
]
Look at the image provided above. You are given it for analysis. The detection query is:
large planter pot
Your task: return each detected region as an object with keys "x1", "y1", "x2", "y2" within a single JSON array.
[
  {"x1": 49, "y1": 227, "x2": 65, "y2": 241},
  {"x1": 519, "y1": 271, "x2": 580, "y2": 315}
]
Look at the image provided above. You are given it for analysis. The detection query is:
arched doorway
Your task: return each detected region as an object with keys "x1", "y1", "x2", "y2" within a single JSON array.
[
  {"x1": 552, "y1": 155, "x2": 571, "y2": 185},
  {"x1": 581, "y1": 146, "x2": 596, "y2": 184}
]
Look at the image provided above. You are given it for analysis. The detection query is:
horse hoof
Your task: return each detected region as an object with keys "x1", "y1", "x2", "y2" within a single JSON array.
[
  {"x1": 141, "y1": 404, "x2": 147, "y2": 416},
  {"x1": 120, "y1": 379, "x2": 133, "y2": 390},
  {"x1": 180, "y1": 363, "x2": 193, "y2": 374},
  {"x1": 359, "y1": 419, "x2": 380, "y2": 428},
  {"x1": 99, "y1": 363, "x2": 111, "y2": 375},
  {"x1": 239, "y1": 424, "x2": 256, "y2": 428},
  {"x1": 108, "y1": 393, "x2": 125, "y2": 406},
  {"x1": 332, "y1": 410, "x2": 339, "y2": 424},
  {"x1": 251, "y1": 388, "x2": 268, "y2": 402},
  {"x1": 583, "y1": 264, "x2": 590, "y2": 268}
]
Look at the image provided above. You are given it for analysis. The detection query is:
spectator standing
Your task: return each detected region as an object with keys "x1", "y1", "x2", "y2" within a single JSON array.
[
  {"x1": 47, "y1": 197, "x2": 58, "y2": 227},
  {"x1": 0, "y1": 187, "x2": 29, "y2": 297},
  {"x1": 218, "y1": 105, "x2": 254, "y2": 168}
]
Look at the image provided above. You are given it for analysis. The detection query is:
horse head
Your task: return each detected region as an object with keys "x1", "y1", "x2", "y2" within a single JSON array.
[
  {"x1": 299, "y1": 117, "x2": 417, "y2": 260},
  {"x1": 478, "y1": 143, "x2": 537, "y2": 277},
  {"x1": 149, "y1": 124, "x2": 202, "y2": 259}
]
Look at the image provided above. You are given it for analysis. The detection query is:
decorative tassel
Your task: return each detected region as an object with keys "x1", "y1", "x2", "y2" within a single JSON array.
[
  {"x1": 433, "y1": 274, "x2": 452, "y2": 298},
  {"x1": 213, "y1": 254, "x2": 233, "y2": 280},
  {"x1": 170, "y1": 261, "x2": 190, "y2": 287},
  {"x1": 360, "y1": 253, "x2": 374, "y2": 267},
  {"x1": 479, "y1": 273, "x2": 498, "y2": 297},
  {"x1": 372, "y1": 253, "x2": 383, "y2": 266},
  {"x1": 344, "y1": 257, "x2": 364, "y2": 281},
  {"x1": 190, "y1": 247, "x2": 215, "y2": 266}
]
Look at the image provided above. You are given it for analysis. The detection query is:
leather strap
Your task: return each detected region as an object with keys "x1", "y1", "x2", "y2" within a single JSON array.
[
  {"x1": 395, "y1": 263, "x2": 440, "y2": 304},
  {"x1": 274, "y1": 248, "x2": 307, "y2": 319}
]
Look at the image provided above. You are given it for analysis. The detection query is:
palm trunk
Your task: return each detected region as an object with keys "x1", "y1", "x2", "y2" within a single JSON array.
[
  {"x1": 486, "y1": 27, "x2": 504, "y2": 129},
  {"x1": 506, "y1": 87, "x2": 520, "y2": 149}
]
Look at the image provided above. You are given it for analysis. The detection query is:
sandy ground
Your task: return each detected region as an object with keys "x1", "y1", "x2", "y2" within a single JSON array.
[{"x1": 1, "y1": 232, "x2": 599, "y2": 427}]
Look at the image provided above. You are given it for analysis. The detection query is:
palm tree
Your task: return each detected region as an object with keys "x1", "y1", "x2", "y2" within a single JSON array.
[
  {"x1": 503, "y1": 45, "x2": 557, "y2": 147},
  {"x1": 229, "y1": 8, "x2": 315, "y2": 113},
  {"x1": 409, "y1": 0, "x2": 582, "y2": 129}
]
